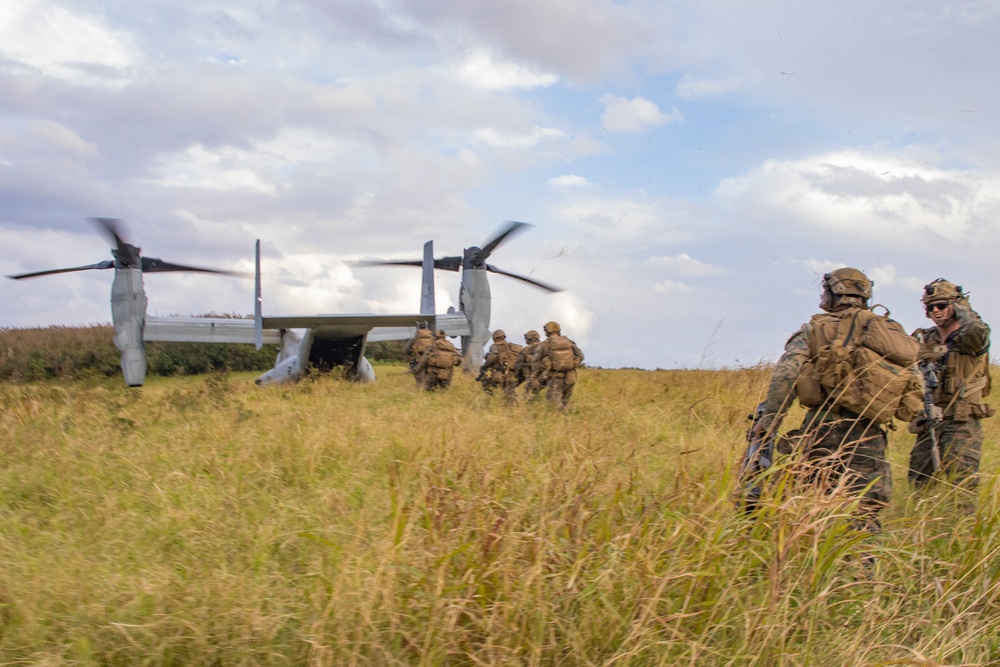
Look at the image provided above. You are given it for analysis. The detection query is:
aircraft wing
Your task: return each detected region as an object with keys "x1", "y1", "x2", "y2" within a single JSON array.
[
  {"x1": 144, "y1": 317, "x2": 281, "y2": 345},
  {"x1": 262, "y1": 314, "x2": 433, "y2": 340},
  {"x1": 366, "y1": 312, "x2": 470, "y2": 342},
  {"x1": 145, "y1": 312, "x2": 469, "y2": 345}
]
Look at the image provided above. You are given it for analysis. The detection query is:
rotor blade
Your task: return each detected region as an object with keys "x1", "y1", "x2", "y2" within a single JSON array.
[
  {"x1": 141, "y1": 257, "x2": 250, "y2": 277},
  {"x1": 434, "y1": 256, "x2": 462, "y2": 272},
  {"x1": 354, "y1": 259, "x2": 423, "y2": 268},
  {"x1": 354, "y1": 256, "x2": 464, "y2": 272},
  {"x1": 88, "y1": 216, "x2": 128, "y2": 249},
  {"x1": 485, "y1": 263, "x2": 563, "y2": 293},
  {"x1": 7, "y1": 260, "x2": 115, "y2": 280},
  {"x1": 473, "y1": 221, "x2": 531, "y2": 263},
  {"x1": 88, "y1": 216, "x2": 145, "y2": 267}
]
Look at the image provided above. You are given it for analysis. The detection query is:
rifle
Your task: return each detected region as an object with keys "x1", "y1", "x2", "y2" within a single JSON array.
[
  {"x1": 738, "y1": 401, "x2": 775, "y2": 512},
  {"x1": 918, "y1": 359, "x2": 943, "y2": 472}
]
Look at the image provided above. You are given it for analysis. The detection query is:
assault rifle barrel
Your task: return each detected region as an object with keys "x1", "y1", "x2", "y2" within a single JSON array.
[
  {"x1": 738, "y1": 401, "x2": 774, "y2": 512},
  {"x1": 919, "y1": 360, "x2": 942, "y2": 473}
]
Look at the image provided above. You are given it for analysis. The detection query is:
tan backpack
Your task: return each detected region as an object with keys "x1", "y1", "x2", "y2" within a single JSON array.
[
  {"x1": 499, "y1": 342, "x2": 521, "y2": 369},
  {"x1": 795, "y1": 307, "x2": 922, "y2": 424},
  {"x1": 429, "y1": 341, "x2": 457, "y2": 370},
  {"x1": 548, "y1": 335, "x2": 577, "y2": 372},
  {"x1": 411, "y1": 330, "x2": 433, "y2": 357}
]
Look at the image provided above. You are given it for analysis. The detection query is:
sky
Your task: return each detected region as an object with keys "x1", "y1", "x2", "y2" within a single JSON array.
[{"x1": 2, "y1": 0, "x2": 999, "y2": 370}]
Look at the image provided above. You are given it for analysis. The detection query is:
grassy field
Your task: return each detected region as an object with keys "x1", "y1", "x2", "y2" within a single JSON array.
[{"x1": 1, "y1": 366, "x2": 999, "y2": 666}]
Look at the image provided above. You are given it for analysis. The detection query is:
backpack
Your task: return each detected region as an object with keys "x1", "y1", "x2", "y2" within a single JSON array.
[
  {"x1": 411, "y1": 330, "x2": 433, "y2": 357},
  {"x1": 549, "y1": 335, "x2": 577, "y2": 372},
  {"x1": 499, "y1": 342, "x2": 521, "y2": 369},
  {"x1": 795, "y1": 307, "x2": 922, "y2": 425},
  {"x1": 429, "y1": 341, "x2": 457, "y2": 370}
]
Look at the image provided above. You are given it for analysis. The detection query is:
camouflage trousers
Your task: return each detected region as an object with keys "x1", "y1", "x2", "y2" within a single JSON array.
[
  {"x1": 521, "y1": 377, "x2": 544, "y2": 402},
  {"x1": 481, "y1": 373, "x2": 518, "y2": 401},
  {"x1": 784, "y1": 417, "x2": 891, "y2": 533},
  {"x1": 908, "y1": 417, "x2": 982, "y2": 494},
  {"x1": 423, "y1": 370, "x2": 453, "y2": 391},
  {"x1": 546, "y1": 372, "x2": 575, "y2": 411}
]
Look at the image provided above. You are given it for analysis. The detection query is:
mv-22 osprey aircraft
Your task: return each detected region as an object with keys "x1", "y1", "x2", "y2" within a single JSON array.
[{"x1": 7, "y1": 218, "x2": 560, "y2": 386}]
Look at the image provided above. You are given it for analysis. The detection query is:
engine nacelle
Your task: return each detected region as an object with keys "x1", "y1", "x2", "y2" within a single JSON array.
[
  {"x1": 111, "y1": 268, "x2": 148, "y2": 387},
  {"x1": 459, "y1": 268, "x2": 491, "y2": 373}
]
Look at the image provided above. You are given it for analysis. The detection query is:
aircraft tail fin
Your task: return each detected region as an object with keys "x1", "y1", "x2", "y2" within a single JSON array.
[
  {"x1": 420, "y1": 240, "x2": 435, "y2": 315},
  {"x1": 254, "y1": 239, "x2": 263, "y2": 350}
]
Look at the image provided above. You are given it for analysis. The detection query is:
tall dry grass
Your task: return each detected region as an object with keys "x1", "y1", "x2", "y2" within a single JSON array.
[{"x1": 0, "y1": 367, "x2": 998, "y2": 665}]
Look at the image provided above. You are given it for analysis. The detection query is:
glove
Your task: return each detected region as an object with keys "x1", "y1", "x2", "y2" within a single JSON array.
[{"x1": 907, "y1": 418, "x2": 927, "y2": 435}]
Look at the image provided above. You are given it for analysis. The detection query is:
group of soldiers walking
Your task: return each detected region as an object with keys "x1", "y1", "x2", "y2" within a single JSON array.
[
  {"x1": 402, "y1": 321, "x2": 585, "y2": 410},
  {"x1": 478, "y1": 321, "x2": 585, "y2": 409},
  {"x1": 745, "y1": 268, "x2": 992, "y2": 531}
]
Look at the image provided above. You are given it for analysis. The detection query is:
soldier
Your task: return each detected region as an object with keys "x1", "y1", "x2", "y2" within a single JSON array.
[
  {"x1": 478, "y1": 329, "x2": 523, "y2": 401},
  {"x1": 908, "y1": 279, "x2": 992, "y2": 504},
  {"x1": 402, "y1": 322, "x2": 434, "y2": 387},
  {"x1": 414, "y1": 329, "x2": 462, "y2": 391},
  {"x1": 530, "y1": 321, "x2": 584, "y2": 411},
  {"x1": 750, "y1": 268, "x2": 921, "y2": 533},
  {"x1": 515, "y1": 330, "x2": 544, "y2": 401}
]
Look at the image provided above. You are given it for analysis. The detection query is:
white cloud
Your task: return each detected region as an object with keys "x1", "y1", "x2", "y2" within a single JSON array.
[
  {"x1": 599, "y1": 95, "x2": 682, "y2": 133},
  {"x1": 718, "y1": 148, "x2": 1000, "y2": 243},
  {"x1": 793, "y1": 258, "x2": 847, "y2": 277},
  {"x1": 549, "y1": 292, "x2": 594, "y2": 342},
  {"x1": 554, "y1": 197, "x2": 663, "y2": 239},
  {"x1": 149, "y1": 144, "x2": 278, "y2": 194},
  {"x1": 653, "y1": 280, "x2": 692, "y2": 293},
  {"x1": 455, "y1": 49, "x2": 558, "y2": 90},
  {"x1": 647, "y1": 253, "x2": 725, "y2": 276},
  {"x1": 472, "y1": 125, "x2": 566, "y2": 149},
  {"x1": 147, "y1": 128, "x2": 359, "y2": 195},
  {"x1": 549, "y1": 174, "x2": 591, "y2": 187},
  {"x1": 22, "y1": 120, "x2": 99, "y2": 159},
  {"x1": 552, "y1": 192, "x2": 700, "y2": 244},
  {"x1": 867, "y1": 265, "x2": 925, "y2": 292},
  {"x1": 0, "y1": 0, "x2": 139, "y2": 86}
]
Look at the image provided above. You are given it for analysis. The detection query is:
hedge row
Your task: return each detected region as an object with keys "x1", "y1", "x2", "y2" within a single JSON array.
[{"x1": 0, "y1": 325, "x2": 407, "y2": 381}]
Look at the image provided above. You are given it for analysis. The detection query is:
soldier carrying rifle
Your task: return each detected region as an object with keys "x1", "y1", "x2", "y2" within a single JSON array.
[
  {"x1": 908, "y1": 279, "x2": 993, "y2": 508},
  {"x1": 745, "y1": 268, "x2": 923, "y2": 533}
]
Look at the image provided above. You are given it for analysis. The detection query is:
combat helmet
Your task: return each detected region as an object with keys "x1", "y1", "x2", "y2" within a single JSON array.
[
  {"x1": 525, "y1": 329, "x2": 540, "y2": 343},
  {"x1": 543, "y1": 321, "x2": 561, "y2": 335},
  {"x1": 492, "y1": 329, "x2": 506, "y2": 341},
  {"x1": 922, "y1": 278, "x2": 968, "y2": 307},
  {"x1": 435, "y1": 329, "x2": 447, "y2": 339},
  {"x1": 820, "y1": 267, "x2": 872, "y2": 311}
]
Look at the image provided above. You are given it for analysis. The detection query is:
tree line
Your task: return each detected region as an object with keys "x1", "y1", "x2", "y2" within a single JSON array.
[{"x1": 0, "y1": 324, "x2": 407, "y2": 381}]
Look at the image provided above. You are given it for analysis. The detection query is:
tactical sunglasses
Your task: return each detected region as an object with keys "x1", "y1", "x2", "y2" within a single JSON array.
[{"x1": 926, "y1": 302, "x2": 950, "y2": 312}]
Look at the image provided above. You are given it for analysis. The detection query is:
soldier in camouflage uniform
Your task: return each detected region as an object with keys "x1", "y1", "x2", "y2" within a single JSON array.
[
  {"x1": 908, "y1": 279, "x2": 992, "y2": 503},
  {"x1": 752, "y1": 268, "x2": 905, "y2": 533},
  {"x1": 479, "y1": 329, "x2": 523, "y2": 401},
  {"x1": 414, "y1": 330, "x2": 462, "y2": 391},
  {"x1": 402, "y1": 323, "x2": 434, "y2": 387},
  {"x1": 530, "y1": 321, "x2": 584, "y2": 411},
  {"x1": 515, "y1": 330, "x2": 543, "y2": 401}
]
